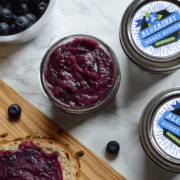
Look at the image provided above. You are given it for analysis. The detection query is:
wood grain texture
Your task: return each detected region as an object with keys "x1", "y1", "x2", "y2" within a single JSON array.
[{"x1": 0, "y1": 79, "x2": 126, "y2": 180}]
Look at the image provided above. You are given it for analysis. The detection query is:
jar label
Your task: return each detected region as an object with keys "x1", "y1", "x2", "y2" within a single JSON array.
[
  {"x1": 153, "y1": 98, "x2": 180, "y2": 159},
  {"x1": 131, "y1": 1, "x2": 180, "y2": 57}
]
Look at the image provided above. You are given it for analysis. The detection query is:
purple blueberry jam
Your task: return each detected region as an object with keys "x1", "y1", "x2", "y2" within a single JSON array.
[
  {"x1": 45, "y1": 38, "x2": 115, "y2": 108},
  {"x1": 0, "y1": 141, "x2": 63, "y2": 180}
]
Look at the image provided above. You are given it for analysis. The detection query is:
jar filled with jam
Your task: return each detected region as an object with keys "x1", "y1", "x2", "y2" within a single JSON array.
[{"x1": 40, "y1": 34, "x2": 121, "y2": 115}]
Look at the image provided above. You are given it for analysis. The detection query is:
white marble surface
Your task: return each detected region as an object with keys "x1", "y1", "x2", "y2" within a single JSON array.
[{"x1": 1, "y1": 0, "x2": 180, "y2": 179}]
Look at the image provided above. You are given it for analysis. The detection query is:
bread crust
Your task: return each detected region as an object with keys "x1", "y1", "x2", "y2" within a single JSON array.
[{"x1": 0, "y1": 136, "x2": 82, "y2": 180}]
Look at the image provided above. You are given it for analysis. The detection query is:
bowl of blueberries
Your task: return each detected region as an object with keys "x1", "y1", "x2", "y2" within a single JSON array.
[{"x1": 0, "y1": 0, "x2": 55, "y2": 44}]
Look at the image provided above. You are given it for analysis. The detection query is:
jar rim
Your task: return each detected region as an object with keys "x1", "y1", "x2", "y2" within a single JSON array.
[{"x1": 40, "y1": 34, "x2": 121, "y2": 115}]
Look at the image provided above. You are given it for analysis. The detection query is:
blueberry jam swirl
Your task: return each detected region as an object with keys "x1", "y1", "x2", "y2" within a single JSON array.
[
  {"x1": 45, "y1": 38, "x2": 115, "y2": 108},
  {"x1": 0, "y1": 141, "x2": 63, "y2": 180}
]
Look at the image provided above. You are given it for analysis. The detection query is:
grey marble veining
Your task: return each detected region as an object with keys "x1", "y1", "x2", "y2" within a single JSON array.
[{"x1": 1, "y1": 0, "x2": 180, "y2": 180}]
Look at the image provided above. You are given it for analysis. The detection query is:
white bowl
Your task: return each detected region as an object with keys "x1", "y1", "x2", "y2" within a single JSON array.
[{"x1": 0, "y1": 0, "x2": 55, "y2": 44}]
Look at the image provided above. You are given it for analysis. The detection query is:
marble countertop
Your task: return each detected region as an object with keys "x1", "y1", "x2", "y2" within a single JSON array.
[{"x1": 1, "y1": 0, "x2": 180, "y2": 179}]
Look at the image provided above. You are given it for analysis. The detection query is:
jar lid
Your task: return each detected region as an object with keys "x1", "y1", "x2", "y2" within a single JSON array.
[
  {"x1": 140, "y1": 87, "x2": 180, "y2": 172},
  {"x1": 120, "y1": 0, "x2": 180, "y2": 74}
]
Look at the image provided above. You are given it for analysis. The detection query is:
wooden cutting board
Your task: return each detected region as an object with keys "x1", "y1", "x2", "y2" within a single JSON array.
[{"x1": 0, "y1": 79, "x2": 126, "y2": 180}]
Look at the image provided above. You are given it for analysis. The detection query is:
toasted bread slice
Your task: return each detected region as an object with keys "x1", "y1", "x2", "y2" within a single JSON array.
[{"x1": 0, "y1": 136, "x2": 83, "y2": 180}]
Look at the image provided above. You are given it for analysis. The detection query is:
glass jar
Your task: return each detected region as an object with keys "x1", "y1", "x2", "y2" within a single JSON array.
[
  {"x1": 40, "y1": 34, "x2": 121, "y2": 115},
  {"x1": 140, "y1": 88, "x2": 180, "y2": 172},
  {"x1": 120, "y1": 0, "x2": 180, "y2": 74}
]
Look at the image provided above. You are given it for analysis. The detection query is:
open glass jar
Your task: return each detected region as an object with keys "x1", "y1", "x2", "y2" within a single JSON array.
[
  {"x1": 40, "y1": 34, "x2": 121, "y2": 115},
  {"x1": 120, "y1": 0, "x2": 180, "y2": 74}
]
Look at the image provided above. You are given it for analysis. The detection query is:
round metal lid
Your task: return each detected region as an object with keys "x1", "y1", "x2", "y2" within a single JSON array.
[
  {"x1": 140, "y1": 87, "x2": 180, "y2": 172},
  {"x1": 120, "y1": 0, "x2": 180, "y2": 74}
]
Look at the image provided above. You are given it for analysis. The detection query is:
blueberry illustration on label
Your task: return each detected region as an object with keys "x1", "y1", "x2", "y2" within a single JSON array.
[
  {"x1": 145, "y1": 16, "x2": 150, "y2": 23},
  {"x1": 150, "y1": 17, "x2": 159, "y2": 24},
  {"x1": 151, "y1": 12, "x2": 158, "y2": 17}
]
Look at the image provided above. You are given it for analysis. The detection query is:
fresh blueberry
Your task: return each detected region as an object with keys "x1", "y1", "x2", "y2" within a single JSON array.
[
  {"x1": 106, "y1": 141, "x2": 120, "y2": 155},
  {"x1": 8, "y1": 23, "x2": 19, "y2": 35},
  {"x1": 25, "y1": 13, "x2": 37, "y2": 26},
  {"x1": 36, "y1": 1, "x2": 48, "y2": 17},
  {"x1": 150, "y1": 17, "x2": 159, "y2": 24},
  {"x1": 0, "y1": 22, "x2": 9, "y2": 35},
  {"x1": 8, "y1": 104, "x2": 21, "y2": 119},
  {"x1": 17, "y1": 3, "x2": 28, "y2": 15},
  {"x1": 151, "y1": 12, "x2": 157, "y2": 17},
  {"x1": 15, "y1": 15, "x2": 30, "y2": 31},
  {"x1": 0, "y1": 8, "x2": 12, "y2": 22},
  {"x1": 145, "y1": 16, "x2": 150, "y2": 23}
]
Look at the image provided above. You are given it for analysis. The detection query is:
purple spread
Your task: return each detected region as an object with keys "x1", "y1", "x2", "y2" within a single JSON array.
[
  {"x1": 45, "y1": 38, "x2": 115, "y2": 108},
  {"x1": 0, "y1": 141, "x2": 63, "y2": 180}
]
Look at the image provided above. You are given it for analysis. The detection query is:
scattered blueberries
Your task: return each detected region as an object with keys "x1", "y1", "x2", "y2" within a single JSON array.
[
  {"x1": 0, "y1": 0, "x2": 50, "y2": 36},
  {"x1": 106, "y1": 141, "x2": 120, "y2": 155},
  {"x1": 8, "y1": 104, "x2": 21, "y2": 119},
  {"x1": 145, "y1": 12, "x2": 159, "y2": 25}
]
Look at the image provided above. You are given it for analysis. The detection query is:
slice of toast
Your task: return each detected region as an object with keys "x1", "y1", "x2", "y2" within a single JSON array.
[{"x1": 0, "y1": 136, "x2": 83, "y2": 180}]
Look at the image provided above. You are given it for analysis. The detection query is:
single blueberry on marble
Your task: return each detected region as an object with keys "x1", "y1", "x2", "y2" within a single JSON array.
[{"x1": 106, "y1": 141, "x2": 120, "y2": 155}]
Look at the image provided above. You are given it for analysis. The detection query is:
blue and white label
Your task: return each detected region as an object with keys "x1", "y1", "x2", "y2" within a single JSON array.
[
  {"x1": 131, "y1": 1, "x2": 180, "y2": 57},
  {"x1": 138, "y1": 11, "x2": 180, "y2": 40},
  {"x1": 153, "y1": 98, "x2": 180, "y2": 159},
  {"x1": 141, "y1": 21, "x2": 180, "y2": 47}
]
